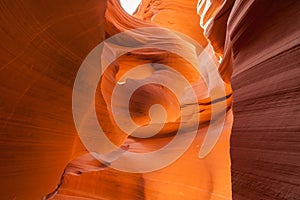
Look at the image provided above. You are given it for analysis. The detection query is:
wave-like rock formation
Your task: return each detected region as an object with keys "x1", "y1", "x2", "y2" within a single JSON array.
[
  {"x1": 43, "y1": 0, "x2": 233, "y2": 199},
  {"x1": 0, "y1": 0, "x2": 299, "y2": 200},
  {"x1": 198, "y1": 0, "x2": 300, "y2": 199},
  {"x1": 226, "y1": 1, "x2": 300, "y2": 199}
]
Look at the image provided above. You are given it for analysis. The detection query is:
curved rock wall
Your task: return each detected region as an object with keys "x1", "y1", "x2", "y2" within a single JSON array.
[
  {"x1": 1, "y1": 0, "x2": 299, "y2": 199},
  {"x1": 227, "y1": 1, "x2": 300, "y2": 199},
  {"x1": 0, "y1": 0, "x2": 107, "y2": 199},
  {"x1": 198, "y1": 0, "x2": 300, "y2": 199},
  {"x1": 45, "y1": 0, "x2": 233, "y2": 199}
]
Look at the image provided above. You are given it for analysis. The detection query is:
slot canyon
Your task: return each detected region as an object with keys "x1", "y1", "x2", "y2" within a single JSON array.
[{"x1": 0, "y1": 0, "x2": 299, "y2": 199}]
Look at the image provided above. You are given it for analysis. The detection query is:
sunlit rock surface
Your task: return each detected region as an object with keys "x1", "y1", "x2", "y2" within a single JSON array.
[
  {"x1": 0, "y1": 0, "x2": 299, "y2": 200},
  {"x1": 45, "y1": 0, "x2": 233, "y2": 199}
]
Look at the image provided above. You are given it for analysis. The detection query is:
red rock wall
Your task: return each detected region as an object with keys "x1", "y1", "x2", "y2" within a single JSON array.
[
  {"x1": 227, "y1": 1, "x2": 300, "y2": 199},
  {"x1": 198, "y1": 0, "x2": 300, "y2": 198},
  {"x1": 1, "y1": 0, "x2": 299, "y2": 199},
  {"x1": 0, "y1": 0, "x2": 107, "y2": 199}
]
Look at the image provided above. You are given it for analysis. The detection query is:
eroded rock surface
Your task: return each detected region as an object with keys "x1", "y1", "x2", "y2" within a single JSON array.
[
  {"x1": 227, "y1": 1, "x2": 300, "y2": 199},
  {"x1": 0, "y1": 0, "x2": 107, "y2": 199},
  {"x1": 1, "y1": 0, "x2": 299, "y2": 200}
]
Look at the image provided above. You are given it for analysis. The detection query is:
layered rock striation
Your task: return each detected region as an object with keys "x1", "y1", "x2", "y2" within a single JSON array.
[{"x1": 0, "y1": 0, "x2": 299, "y2": 200}]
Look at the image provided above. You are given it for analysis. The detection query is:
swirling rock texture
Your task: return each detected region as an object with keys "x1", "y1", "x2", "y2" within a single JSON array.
[{"x1": 0, "y1": 0, "x2": 299, "y2": 200}]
